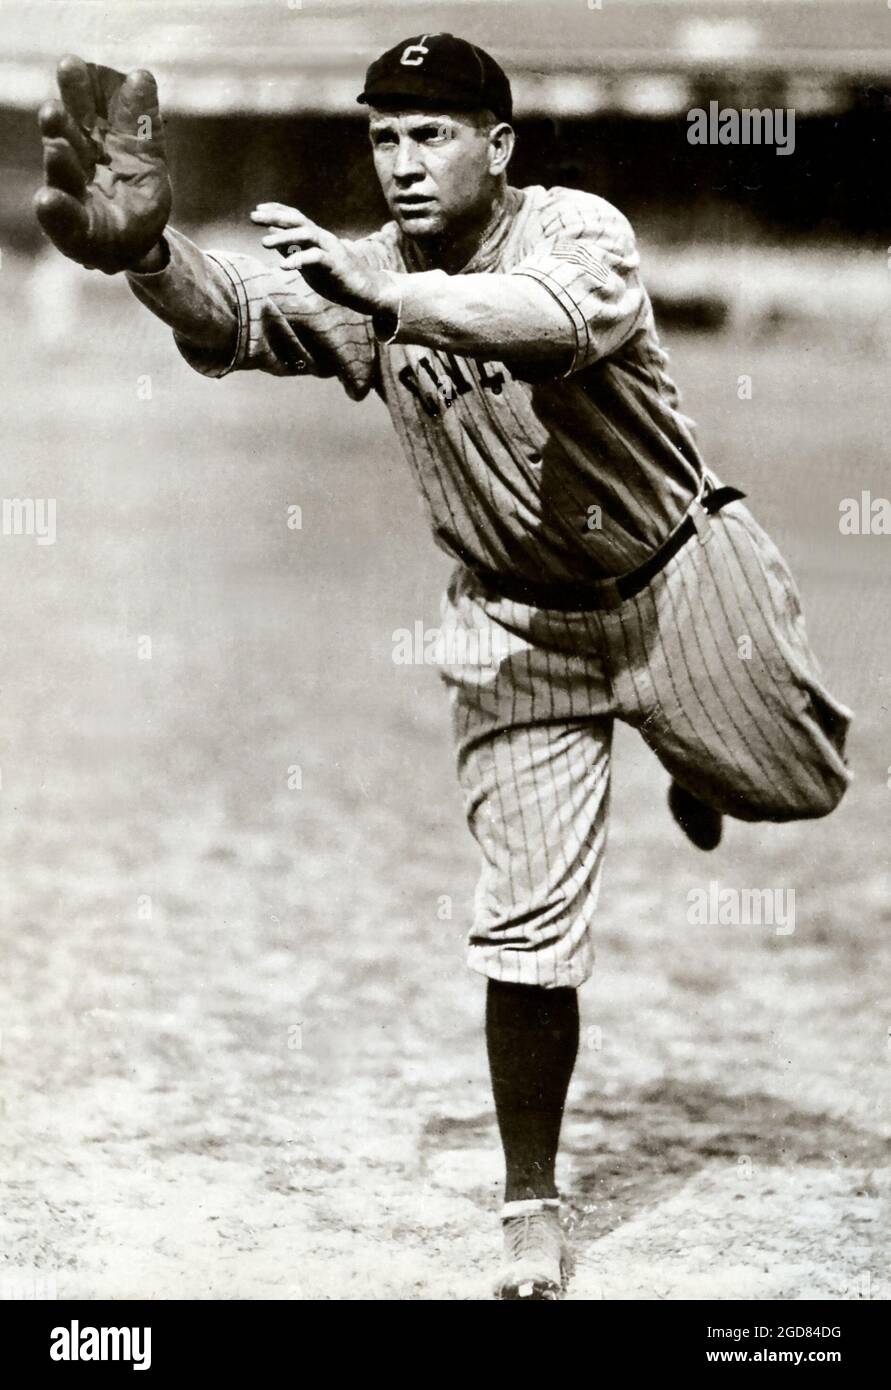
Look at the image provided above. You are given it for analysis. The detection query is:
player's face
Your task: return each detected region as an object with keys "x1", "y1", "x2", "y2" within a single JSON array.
[{"x1": 368, "y1": 109, "x2": 511, "y2": 240}]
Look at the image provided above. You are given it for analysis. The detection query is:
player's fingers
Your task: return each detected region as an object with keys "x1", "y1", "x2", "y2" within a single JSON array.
[
  {"x1": 251, "y1": 204, "x2": 311, "y2": 229},
  {"x1": 38, "y1": 98, "x2": 96, "y2": 170},
  {"x1": 111, "y1": 67, "x2": 163, "y2": 142},
  {"x1": 42, "y1": 137, "x2": 88, "y2": 199},
  {"x1": 260, "y1": 226, "x2": 323, "y2": 251},
  {"x1": 278, "y1": 247, "x2": 327, "y2": 271},
  {"x1": 33, "y1": 185, "x2": 90, "y2": 257},
  {"x1": 56, "y1": 54, "x2": 98, "y2": 127}
]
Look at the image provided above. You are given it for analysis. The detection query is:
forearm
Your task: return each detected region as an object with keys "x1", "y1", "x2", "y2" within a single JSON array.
[
  {"x1": 378, "y1": 270, "x2": 574, "y2": 364},
  {"x1": 126, "y1": 227, "x2": 238, "y2": 357}
]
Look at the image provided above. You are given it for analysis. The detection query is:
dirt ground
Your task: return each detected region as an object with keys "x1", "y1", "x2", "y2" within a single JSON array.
[{"x1": 1, "y1": 260, "x2": 889, "y2": 1300}]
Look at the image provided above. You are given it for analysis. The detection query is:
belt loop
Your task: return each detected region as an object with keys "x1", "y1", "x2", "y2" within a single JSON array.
[
  {"x1": 600, "y1": 577, "x2": 623, "y2": 610},
  {"x1": 691, "y1": 500, "x2": 713, "y2": 543}
]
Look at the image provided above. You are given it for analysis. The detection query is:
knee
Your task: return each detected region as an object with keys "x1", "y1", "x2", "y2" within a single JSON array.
[
  {"x1": 725, "y1": 752, "x2": 851, "y2": 823},
  {"x1": 798, "y1": 763, "x2": 851, "y2": 820},
  {"x1": 760, "y1": 760, "x2": 850, "y2": 823}
]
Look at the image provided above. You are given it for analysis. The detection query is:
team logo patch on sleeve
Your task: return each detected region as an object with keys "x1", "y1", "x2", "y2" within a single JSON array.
[{"x1": 549, "y1": 243, "x2": 611, "y2": 285}]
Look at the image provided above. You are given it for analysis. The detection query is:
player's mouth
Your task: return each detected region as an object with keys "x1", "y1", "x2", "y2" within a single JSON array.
[{"x1": 394, "y1": 194, "x2": 437, "y2": 215}]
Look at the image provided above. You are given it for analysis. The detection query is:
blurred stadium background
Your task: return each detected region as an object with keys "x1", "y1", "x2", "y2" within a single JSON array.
[
  {"x1": 1, "y1": 0, "x2": 890, "y2": 1300},
  {"x1": 3, "y1": 0, "x2": 891, "y2": 239},
  {"x1": 3, "y1": 1, "x2": 891, "y2": 334}
]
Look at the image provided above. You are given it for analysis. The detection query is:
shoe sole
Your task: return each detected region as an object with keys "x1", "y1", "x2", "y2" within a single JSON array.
[
  {"x1": 496, "y1": 1256, "x2": 573, "y2": 1301},
  {"x1": 498, "y1": 1276, "x2": 563, "y2": 1300}
]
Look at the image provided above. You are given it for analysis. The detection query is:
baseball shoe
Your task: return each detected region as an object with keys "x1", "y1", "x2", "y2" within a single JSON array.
[
  {"x1": 494, "y1": 1199, "x2": 574, "y2": 1300},
  {"x1": 668, "y1": 779, "x2": 723, "y2": 851}
]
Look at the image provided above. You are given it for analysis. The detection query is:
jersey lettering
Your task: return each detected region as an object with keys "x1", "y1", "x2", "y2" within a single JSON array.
[
  {"x1": 399, "y1": 363, "x2": 440, "y2": 418},
  {"x1": 477, "y1": 361, "x2": 505, "y2": 395},
  {"x1": 440, "y1": 353, "x2": 473, "y2": 399},
  {"x1": 399, "y1": 354, "x2": 507, "y2": 415}
]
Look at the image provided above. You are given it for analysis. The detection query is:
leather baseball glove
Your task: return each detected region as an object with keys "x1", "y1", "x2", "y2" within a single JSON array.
[{"x1": 34, "y1": 54, "x2": 172, "y2": 274}]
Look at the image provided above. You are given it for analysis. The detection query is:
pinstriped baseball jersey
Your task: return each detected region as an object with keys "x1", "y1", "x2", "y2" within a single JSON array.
[
  {"x1": 127, "y1": 190, "x2": 852, "y2": 991},
  {"x1": 132, "y1": 186, "x2": 708, "y2": 584}
]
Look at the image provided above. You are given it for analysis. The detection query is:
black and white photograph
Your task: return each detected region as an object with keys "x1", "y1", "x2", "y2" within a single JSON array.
[{"x1": 0, "y1": 0, "x2": 889, "y2": 1327}]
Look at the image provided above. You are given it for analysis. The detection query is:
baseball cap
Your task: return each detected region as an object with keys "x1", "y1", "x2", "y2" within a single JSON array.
[{"x1": 357, "y1": 33, "x2": 513, "y2": 124}]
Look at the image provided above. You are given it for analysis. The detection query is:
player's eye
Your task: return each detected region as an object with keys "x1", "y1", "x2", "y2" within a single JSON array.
[
  {"x1": 417, "y1": 123, "x2": 450, "y2": 143},
  {"x1": 371, "y1": 129, "x2": 397, "y2": 148}
]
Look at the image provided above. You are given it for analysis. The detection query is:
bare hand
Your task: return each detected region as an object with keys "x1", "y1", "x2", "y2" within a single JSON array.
[{"x1": 251, "y1": 204, "x2": 398, "y2": 317}]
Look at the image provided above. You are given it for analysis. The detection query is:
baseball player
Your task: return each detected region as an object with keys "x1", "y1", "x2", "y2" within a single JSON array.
[{"x1": 35, "y1": 36, "x2": 852, "y2": 1300}]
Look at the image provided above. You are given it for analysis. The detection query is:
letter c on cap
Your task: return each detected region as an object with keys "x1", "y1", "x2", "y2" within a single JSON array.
[{"x1": 400, "y1": 35, "x2": 430, "y2": 66}]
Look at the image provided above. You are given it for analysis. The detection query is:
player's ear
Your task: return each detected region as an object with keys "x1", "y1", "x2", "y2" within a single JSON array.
[{"x1": 487, "y1": 122, "x2": 515, "y2": 177}]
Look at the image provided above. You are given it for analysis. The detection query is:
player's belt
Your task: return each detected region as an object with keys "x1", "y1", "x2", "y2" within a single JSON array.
[{"x1": 467, "y1": 483, "x2": 748, "y2": 613}]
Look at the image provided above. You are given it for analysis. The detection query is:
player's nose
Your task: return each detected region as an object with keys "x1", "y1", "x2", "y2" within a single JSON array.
[{"x1": 392, "y1": 136, "x2": 424, "y2": 181}]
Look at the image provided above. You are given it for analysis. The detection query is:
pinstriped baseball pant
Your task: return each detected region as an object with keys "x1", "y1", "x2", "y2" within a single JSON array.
[{"x1": 436, "y1": 499, "x2": 853, "y2": 989}]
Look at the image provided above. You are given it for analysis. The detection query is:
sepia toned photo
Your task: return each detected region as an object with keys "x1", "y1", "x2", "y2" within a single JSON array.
[{"x1": 0, "y1": 0, "x2": 889, "y2": 1325}]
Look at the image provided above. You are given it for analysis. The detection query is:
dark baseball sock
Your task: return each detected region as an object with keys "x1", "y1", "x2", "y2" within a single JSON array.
[{"x1": 485, "y1": 979, "x2": 580, "y2": 1205}]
